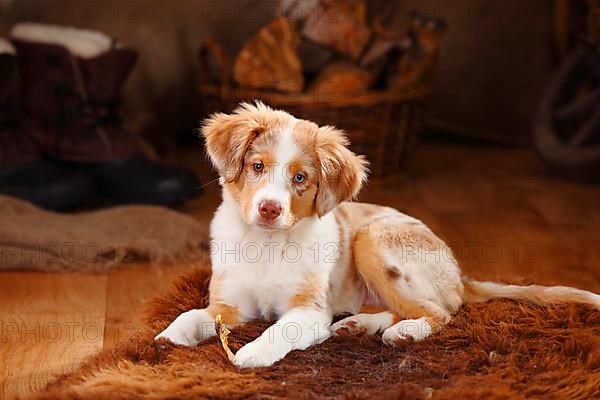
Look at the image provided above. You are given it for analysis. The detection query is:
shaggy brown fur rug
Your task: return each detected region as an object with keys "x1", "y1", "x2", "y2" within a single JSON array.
[{"x1": 34, "y1": 268, "x2": 600, "y2": 399}]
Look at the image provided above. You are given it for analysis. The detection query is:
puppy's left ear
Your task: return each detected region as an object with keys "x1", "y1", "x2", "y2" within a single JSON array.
[{"x1": 315, "y1": 126, "x2": 369, "y2": 217}]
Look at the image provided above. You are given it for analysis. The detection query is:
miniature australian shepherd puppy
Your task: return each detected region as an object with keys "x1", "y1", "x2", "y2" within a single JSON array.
[{"x1": 156, "y1": 102, "x2": 600, "y2": 368}]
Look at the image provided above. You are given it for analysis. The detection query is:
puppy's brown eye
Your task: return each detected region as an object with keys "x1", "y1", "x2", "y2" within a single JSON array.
[{"x1": 253, "y1": 162, "x2": 264, "y2": 172}]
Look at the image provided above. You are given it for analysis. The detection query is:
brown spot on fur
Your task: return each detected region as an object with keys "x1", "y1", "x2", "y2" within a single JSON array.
[
  {"x1": 290, "y1": 184, "x2": 318, "y2": 219},
  {"x1": 286, "y1": 161, "x2": 306, "y2": 177},
  {"x1": 289, "y1": 273, "x2": 327, "y2": 309},
  {"x1": 385, "y1": 265, "x2": 402, "y2": 280}
]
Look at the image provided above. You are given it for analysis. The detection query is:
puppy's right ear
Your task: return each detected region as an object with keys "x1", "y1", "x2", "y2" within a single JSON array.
[{"x1": 200, "y1": 110, "x2": 264, "y2": 182}]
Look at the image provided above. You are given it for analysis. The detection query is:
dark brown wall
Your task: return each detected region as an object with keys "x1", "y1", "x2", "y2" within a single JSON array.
[{"x1": 370, "y1": 0, "x2": 555, "y2": 145}]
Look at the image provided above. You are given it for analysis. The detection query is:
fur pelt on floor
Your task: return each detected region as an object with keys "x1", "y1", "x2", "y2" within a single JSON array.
[
  {"x1": 33, "y1": 268, "x2": 600, "y2": 399},
  {"x1": 0, "y1": 195, "x2": 207, "y2": 271}
]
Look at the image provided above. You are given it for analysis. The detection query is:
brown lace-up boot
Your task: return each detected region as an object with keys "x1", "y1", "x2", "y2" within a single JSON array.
[
  {"x1": 11, "y1": 24, "x2": 200, "y2": 206},
  {"x1": 0, "y1": 40, "x2": 37, "y2": 168},
  {"x1": 0, "y1": 37, "x2": 96, "y2": 211}
]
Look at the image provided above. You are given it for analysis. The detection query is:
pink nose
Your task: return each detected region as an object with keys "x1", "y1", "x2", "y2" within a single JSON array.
[{"x1": 259, "y1": 200, "x2": 282, "y2": 220}]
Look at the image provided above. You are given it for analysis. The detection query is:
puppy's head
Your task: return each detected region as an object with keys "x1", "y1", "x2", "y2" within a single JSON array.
[{"x1": 202, "y1": 102, "x2": 368, "y2": 230}]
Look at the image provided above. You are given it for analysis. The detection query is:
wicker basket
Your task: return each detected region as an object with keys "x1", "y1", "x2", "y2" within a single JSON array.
[{"x1": 197, "y1": 39, "x2": 430, "y2": 177}]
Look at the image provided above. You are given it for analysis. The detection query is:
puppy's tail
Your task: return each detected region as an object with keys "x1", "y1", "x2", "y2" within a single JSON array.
[{"x1": 462, "y1": 278, "x2": 600, "y2": 309}]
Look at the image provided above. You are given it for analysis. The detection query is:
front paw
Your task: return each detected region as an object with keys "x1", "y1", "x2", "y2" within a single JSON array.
[
  {"x1": 233, "y1": 339, "x2": 290, "y2": 368},
  {"x1": 154, "y1": 310, "x2": 209, "y2": 346},
  {"x1": 154, "y1": 326, "x2": 198, "y2": 346}
]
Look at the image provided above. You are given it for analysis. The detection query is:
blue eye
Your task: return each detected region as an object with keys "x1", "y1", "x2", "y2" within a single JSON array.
[{"x1": 293, "y1": 173, "x2": 306, "y2": 184}]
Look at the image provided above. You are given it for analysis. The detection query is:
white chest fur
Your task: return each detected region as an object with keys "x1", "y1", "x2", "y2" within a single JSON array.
[{"x1": 209, "y1": 189, "x2": 340, "y2": 321}]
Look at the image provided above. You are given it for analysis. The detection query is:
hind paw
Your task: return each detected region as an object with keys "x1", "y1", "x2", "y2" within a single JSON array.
[
  {"x1": 331, "y1": 318, "x2": 369, "y2": 336},
  {"x1": 382, "y1": 318, "x2": 432, "y2": 346},
  {"x1": 331, "y1": 312, "x2": 395, "y2": 336}
]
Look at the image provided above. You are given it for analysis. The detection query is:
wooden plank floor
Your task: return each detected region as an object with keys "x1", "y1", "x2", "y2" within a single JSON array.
[{"x1": 1, "y1": 141, "x2": 599, "y2": 399}]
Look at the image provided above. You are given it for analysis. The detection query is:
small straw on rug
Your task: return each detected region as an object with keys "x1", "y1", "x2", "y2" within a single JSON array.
[{"x1": 215, "y1": 314, "x2": 236, "y2": 362}]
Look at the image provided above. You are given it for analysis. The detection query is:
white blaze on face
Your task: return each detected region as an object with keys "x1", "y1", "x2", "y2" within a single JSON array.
[{"x1": 250, "y1": 117, "x2": 300, "y2": 229}]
